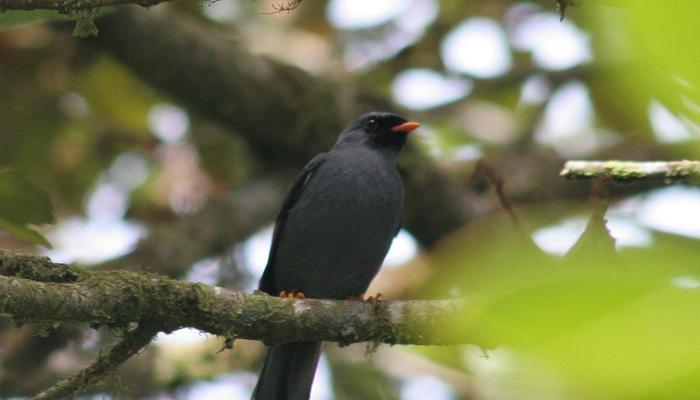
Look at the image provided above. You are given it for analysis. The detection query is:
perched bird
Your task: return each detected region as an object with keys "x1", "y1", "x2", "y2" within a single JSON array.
[{"x1": 252, "y1": 112, "x2": 420, "y2": 400}]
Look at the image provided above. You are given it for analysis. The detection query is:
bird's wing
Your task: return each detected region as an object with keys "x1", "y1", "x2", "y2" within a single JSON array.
[{"x1": 259, "y1": 154, "x2": 328, "y2": 294}]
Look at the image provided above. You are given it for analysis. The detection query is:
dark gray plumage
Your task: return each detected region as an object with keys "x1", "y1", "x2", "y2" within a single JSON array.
[{"x1": 252, "y1": 112, "x2": 419, "y2": 400}]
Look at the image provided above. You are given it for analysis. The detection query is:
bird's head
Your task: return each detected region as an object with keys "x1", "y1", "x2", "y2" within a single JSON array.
[{"x1": 336, "y1": 112, "x2": 420, "y2": 154}]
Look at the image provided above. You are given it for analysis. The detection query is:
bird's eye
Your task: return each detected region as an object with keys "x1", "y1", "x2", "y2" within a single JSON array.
[{"x1": 366, "y1": 119, "x2": 379, "y2": 132}]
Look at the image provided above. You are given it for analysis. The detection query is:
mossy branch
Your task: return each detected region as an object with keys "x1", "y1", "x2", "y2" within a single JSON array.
[
  {"x1": 0, "y1": 250, "x2": 474, "y2": 347},
  {"x1": 0, "y1": 0, "x2": 165, "y2": 12},
  {"x1": 0, "y1": 0, "x2": 572, "y2": 15},
  {"x1": 560, "y1": 160, "x2": 700, "y2": 182},
  {"x1": 0, "y1": 0, "x2": 302, "y2": 12},
  {"x1": 0, "y1": 249, "x2": 477, "y2": 396}
]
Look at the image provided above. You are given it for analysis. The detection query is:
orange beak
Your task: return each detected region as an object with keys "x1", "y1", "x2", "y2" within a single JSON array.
[{"x1": 390, "y1": 121, "x2": 421, "y2": 134}]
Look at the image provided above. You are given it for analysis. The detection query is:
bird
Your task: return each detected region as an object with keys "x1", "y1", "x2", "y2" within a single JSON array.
[{"x1": 252, "y1": 111, "x2": 420, "y2": 400}]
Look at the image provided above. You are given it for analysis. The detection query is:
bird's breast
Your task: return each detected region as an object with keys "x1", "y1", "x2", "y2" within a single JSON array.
[
  {"x1": 274, "y1": 151, "x2": 403, "y2": 298},
  {"x1": 306, "y1": 153, "x2": 402, "y2": 218}
]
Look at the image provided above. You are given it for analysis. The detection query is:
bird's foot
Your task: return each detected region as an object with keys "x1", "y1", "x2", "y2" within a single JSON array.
[
  {"x1": 366, "y1": 293, "x2": 384, "y2": 305},
  {"x1": 279, "y1": 290, "x2": 306, "y2": 300},
  {"x1": 345, "y1": 293, "x2": 384, "y2": 305}
]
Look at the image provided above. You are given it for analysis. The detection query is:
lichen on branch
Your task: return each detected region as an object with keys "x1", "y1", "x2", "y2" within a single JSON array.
[
  {"x1": 0, "y1": 250, "x2": 474, "y2": 346},
  {"x1": 560, "y1": 160, "x2": 700, "y2": 182},
  {"x1": 0, "y1": 0, "x2": 164, "y2": 12},
  {"x1": 0, "y1": 249, "x2": 478, "y2": 397}
]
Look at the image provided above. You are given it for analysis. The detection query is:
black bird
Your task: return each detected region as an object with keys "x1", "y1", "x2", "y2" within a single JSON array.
[{"x1": 252, "y1": 112, "x2": 420, "y2": 400}]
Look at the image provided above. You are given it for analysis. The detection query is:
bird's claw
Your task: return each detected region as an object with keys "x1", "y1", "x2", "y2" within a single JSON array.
[
  {"x1": 346, "y1": 293, "x2": 384, "y2": 305},
  {"x1": 279, "y1": 290, "x2": 306, "y2": 300},
  {"x1": 366, "y1": 293, "x2": 384, "y2": 305}
]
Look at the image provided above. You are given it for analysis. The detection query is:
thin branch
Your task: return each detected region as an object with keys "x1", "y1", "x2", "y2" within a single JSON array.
[
  {"x1": 262, "y1": 0, "x2": 304, "y2": 14},
  {"x1": 30, "y1": 322, "x2": 157, "y2": 400},
  {"x1": 0, "y1": 0, "x2": 165, "y2": 12},
  {"x1": 0, "y1": 250, "x2": 475, "y2": 347},
  {"x1": 557, "y1": 0, "x2": 573, "y2": 21},
  {"x1": 560, "y1": 160, "x2": 700, "y2": 182},
  {"x1": 0, "y1": 0, "x2": 306, "y2": 12},
  {"x1": 474, "y1": 160, "x2": 522, "y2": 229},
  {"x1": 473, "y1": 160, "x2": 543, "y2": 255}
]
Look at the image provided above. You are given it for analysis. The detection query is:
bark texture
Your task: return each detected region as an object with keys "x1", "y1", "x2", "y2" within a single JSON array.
[
  {"x1": 561, "y1": 160, "x2": 700, "y2": 181},
  {"x1": 0, "y1": 250, "x2": 475, "y2": 347}
]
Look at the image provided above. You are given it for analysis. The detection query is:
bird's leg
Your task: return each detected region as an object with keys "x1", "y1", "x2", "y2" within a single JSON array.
[
  {"x1": 346, "y1": 295, "x2": 364, "y2": 301},
  {"x1": 279, "y1": 290, "x2": 305, "y2": 299}
]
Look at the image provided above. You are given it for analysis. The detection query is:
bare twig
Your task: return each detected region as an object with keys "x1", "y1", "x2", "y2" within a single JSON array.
[
  {"x1": 473, "y1": 160, "x2": 543, "y2": 255},
  {"x1": 262, "y1": 0, "x2": 304, "y2": 14},
  {"x1": 557, "y1": 0, "x2": 573, "y2": 21},
  {"x1": 475, "y1": 160, "x2": 522, "y2": 229},
  {"x1": 30, "y1": 323, "x2": 157, "y2": 400}
]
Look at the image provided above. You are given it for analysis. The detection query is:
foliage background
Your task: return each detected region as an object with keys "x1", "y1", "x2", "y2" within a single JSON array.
[{"x1": 1, "y1": 0, "x2": 699, "y2": 399}]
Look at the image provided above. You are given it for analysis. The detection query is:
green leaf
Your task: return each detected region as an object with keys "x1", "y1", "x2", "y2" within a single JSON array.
[
  {"x1": 0, "y1": 169, "x2": 54, "y2": 247},
  {"x1": 0, "y1": 10, "x2": 61, "y2": 30},
  {"x1": 565, "y1": 206, "x2": 617, "y2": 264},
  {"x1": 0, "y1": 216, "x2": 51, "y2": 247}
]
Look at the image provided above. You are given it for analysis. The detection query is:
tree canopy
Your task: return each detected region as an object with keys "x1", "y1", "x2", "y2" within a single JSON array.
[{"x1": 1, "y1": 1, "x2": 699, "y2": 399}]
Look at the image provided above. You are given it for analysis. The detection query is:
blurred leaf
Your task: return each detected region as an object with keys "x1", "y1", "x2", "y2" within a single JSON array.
[
  {"x1": 424, "y1": 211, "x2": 553, "y2": 300},
  {"x1": 0, "y1": 169, "x2": 54, "y2": 246},
  {"x1": 0, "y1": 7, "x2": 115, "y2": 31},
  {"x1": 410, "y1": 345, "x2": 466, "y2": 372},
  {"x1": 624, "y1": 0, "x2": 700, "y2": 117},
  {"x1": 565, "y1": 206, "x2": 617, "y2": 263},
  {"x1": 431, "y1": 121, "x2": 477, "y2": 150},
  {"x1": 465, "y1": 272, "x2": 658, "y2": 347},
  {"x1": 331, "y1": 357, "x2": 399, "y2": 400},
  {"x1": 78, "y1": 56, "x2": 159, "y2": 133},
  {"x1": 0, "y1": 216, "x2": 51, "y2": 247},
  {"x1": 427, "y1": 209, "x2": 700, "y2": 399},
  {"x1": 191, "y1": 121, "x2": 254, "y2": 186},
  {"x1": 587, "y1": 0, "x2": 700, "y2": 147},
  {"x1": 0, "y1": 10, "x2": 60, "y2": 29},
  {"x1": 0, "y1": 169, "x2": 54, "y2": 225}
]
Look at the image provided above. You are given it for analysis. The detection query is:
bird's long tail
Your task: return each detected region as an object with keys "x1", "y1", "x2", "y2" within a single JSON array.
[{"x1": 252, "y1": 341, "x2": 322, "y2": 400}]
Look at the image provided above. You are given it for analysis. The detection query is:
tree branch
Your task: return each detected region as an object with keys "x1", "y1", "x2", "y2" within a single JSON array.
[
  {"x1": 0, "y1": 251, "x2": 86, "y2": 282},
  {"x1": 0, "y1": 0, "x2": 165, "y2": 12},
  {"x1": 30, "y1": 322, "x2": 157, "y2": 400},
  {"x1": 557, "y1": 0, "x2": 573, "y2": 20},
  {"x1": 0, "y1": 0, "x2": 307, "y2": 12},
  {"x1": 77, "y1": 6, "x2": 469, "y2": 247},
  {"x1": 560, "y1": 160, "x2": 700, "y2": 181},
  {"x1": 0, "y1": 250, "x2": 475, "y2": 347},
  {"x1": 262, "y1": 0, "x2": 304, "y2": 14}
]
